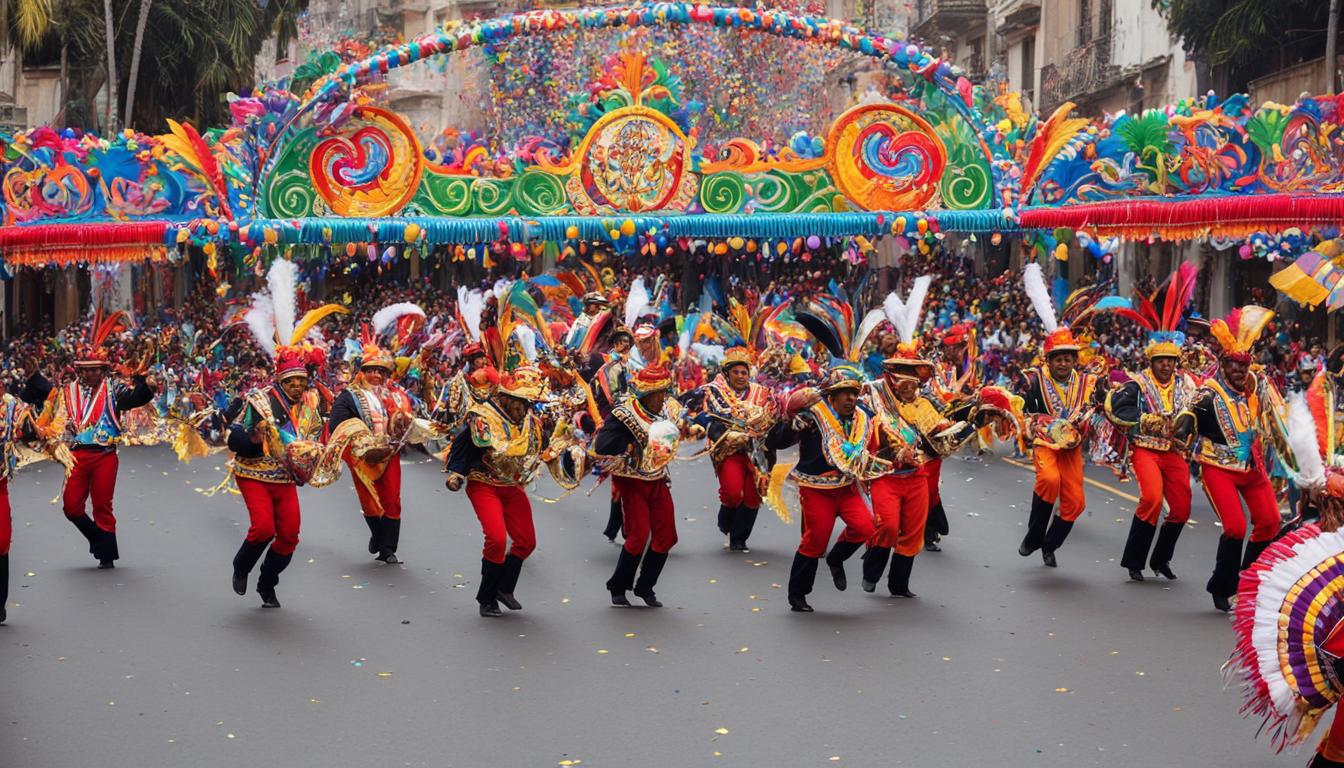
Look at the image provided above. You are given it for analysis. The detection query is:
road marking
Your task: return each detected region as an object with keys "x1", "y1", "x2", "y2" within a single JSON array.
[{"x1": 999, "y1": 457, "x2": 1142, "y2": 503}]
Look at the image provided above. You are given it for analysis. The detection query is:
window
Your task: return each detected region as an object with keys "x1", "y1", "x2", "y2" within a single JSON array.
[
  {"x1": 1022, "y1": 36, "x2": 1036, "y2": 101},
  {"x1": 1077, "y1": 0, "x2": 1092, "y2": 46},
  {"x1": 968, "y1": 36, "x2": 985, "y2": 75}
]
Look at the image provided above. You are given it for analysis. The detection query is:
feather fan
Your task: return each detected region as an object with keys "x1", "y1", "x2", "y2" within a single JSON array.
[
  {"x1": 882, "y1": 276, "x2": 932, "y2": 346},
  {"x1": 244, "y1": 293, "x2": 277, "y2": 357},
  {"x1": 625, "y1": 277, "x2": 650, "y2": 329},
  {"x1": 1285, "y1": 393, "x2": 1326, "y2": 490},
  {"x1": 266, "y1": 259, "x2": 298, "y2": 347},
  {"x1": 1022, "y1": 263, "x2": 1059, "y2": 333},
  {"x1": 456, "y1": 287, "x2": 485, "y2": 342},
  {"x1": 372, "y1": 302, "x2": 426, "y2": 338}
]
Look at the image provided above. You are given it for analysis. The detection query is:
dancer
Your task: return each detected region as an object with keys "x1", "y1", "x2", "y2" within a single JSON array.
[
  {"x1": 767, "y1": 365, "x2": 889, "y2": 613},
  {"x1": 593, "y1": 364, "x2": 698, "y2": 608},
  {"x1": 445, "y1": 367, "x2": 547, "y2": 618},
  {"x1": 0, "y1": 381, "x2": 48, "y2": 623},
  {"x1": 1174, "y1": 306, "x2": 1282, "y2": 612},
  {"x1": 1017, "y1": 263, "x2": 1104, "y2": 568},
  {"x1": 1102, "y1": 263, "x2": 1199, "y2": 581},
  {"x1": 705, "y1": 346, "x2": 778, "y2": 552},
  {"x1": 22, "y1": 310, "x2": 158, "y2": 568},
  {"x1": 924, "y1": 322, "x2": 979, "y2": 551}
]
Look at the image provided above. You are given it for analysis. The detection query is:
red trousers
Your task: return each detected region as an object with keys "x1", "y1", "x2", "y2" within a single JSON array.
[
  {"x1": 868, "y1": 470, "x2": 930, "y2": 557},
  {"x1": 63, "y1": 449, "x2": 118, "y2": 532},
  {"x1": 1034, "y1": 445, "x2": 1085, "y2": 522},
  {"x1": 1198, "y1": 463, "x2": 1279, "y2": 542},
  {"x1": 1320, "y1": 705, "x2": 1344, "y2": 762},
  {"x1": 715, "y1": 453, "x2": 762, "y2": 508},
  {"x1": 237, "y1": 477, "x2": 301, "y2": 555},
  {"x1": 352, "y1": 455, "x2": 402, "y2": 520},
  {"x1": 614, "y1": 476, "x2": 677, "y2": 556},
  {"x1": 925, "y1": 457, "x2": 943, "y2": 507},
  {"x1": 1132, "y1": 447, "x2": 1192, "y2": 525},
  {"x1": 0, "y1": 479, "x2": 10, "y2": 555},
  {"x1": 466, "y1": 480, "x2": 536, "y2": 564},
  {"x1": 797, "y1": 484, "x2": 876, "y2": 558}
]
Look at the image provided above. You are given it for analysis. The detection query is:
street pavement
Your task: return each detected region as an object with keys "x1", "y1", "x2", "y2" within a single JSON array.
[{"x1": 0, "y1": 445, "x2": 1309, "y2": 767}]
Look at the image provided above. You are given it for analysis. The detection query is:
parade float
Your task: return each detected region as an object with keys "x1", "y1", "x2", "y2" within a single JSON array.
[{"x1": 0, "y1": 3, "x2": 1341, "y2": 280}]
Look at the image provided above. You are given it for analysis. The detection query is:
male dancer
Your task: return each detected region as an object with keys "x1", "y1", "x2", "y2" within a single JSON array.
[
  {"x1": 446, "y1": 367, "x2": 546, "y2": 618},
  {"x1": 767, "y1": 365, "x2": 888, "y2": 613},
  {"x1": 924, "y1": 323, "x2": 979, "y2": 551},
  {"x1": 705, "y1": 347, "x2": 777, "y2": 552}
]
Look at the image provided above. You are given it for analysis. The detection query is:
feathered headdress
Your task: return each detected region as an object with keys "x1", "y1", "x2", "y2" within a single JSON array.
[
  {"x1": 244, "y1": 259, "x2": 348, "y2": 377},
  {"x1": 76, "y1": 308, "x2": 132, "y2": 366},
  {"x1": 1210, "y1": 305, "x2": 1274, "y2": 363},
  {"x1": 1091, "y1": 263, "x2": 1198, "y2": 359},
  {"x1": 1023, "y1": 262, "x2": 1082, "y2": 356},
  {"x1": 625, "y1": 277, "x2": 652, "y2": 330},
  {"x1": 796, "y1": 294, "x2": 885, "y2": 363},
  {"x1": 880, "y1": 276, "x2": 934, "y2": 379}
]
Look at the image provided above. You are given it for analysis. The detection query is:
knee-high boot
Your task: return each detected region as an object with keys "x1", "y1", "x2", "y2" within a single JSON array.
[
  {"x1": 0, "y1": 554, "x2": 8, "y2": 624},
  {"x1": 1241, "y1": 539, "x2": 1272, "y2": 571},
  {"x1": 825, "y1": 540, "x2": 863, "y2": 591},
  {"x1": 861, "y1": 547, "x2": 891, "y2": 592},
  {"x1": 1149, "y1": 521, "x2": 1184, "y2": 578},
  {"x1": 717, "y1": 504, "x2": 734, "y2": 536},
  {"x1": 633, "y1": 550, "x2": 669, "y2": 607},
  {"x1": 887, "y1": 554, "x2": 916, "y2": 598},
  {"x1": 729, "y1": 506, "x2": 759, "y2": 550},
  {"x1": 603, "y1": 499, "x2": 623, "y2": 541},
  {"x1": 788, "y1": 552, "x2": 819, "y2": 611},
  {"x1": 1309, "y1": 752, "x2": 1344, "y2": 767},
  {"x1": 364, "y1": 516, "x2": 383, "y2": 554},
  {"x1": 476, "y1": 558, "x2": 504, "y2": 616},
  {"x1": 68, "y1": 514, "x2": 100, "y2": 555},
  {"x1": 377, "y1": 519, "x2": 401, "y2": 564},
  {"x1": 927, "y1": 500, "x2": 949, "y2": 537},
  {"x1": 231, "y1": 540, "x2": 267, "y2": 596},
  {"x1": 1207, "y1": 535, "x2": 1244, "y2": 611},
  {"x1": 256, "y1": 549, "x2": 293, "y2": 608},
  {"x1": 606, "y1": 548, "x2": 642, "y2": 605},
  {"x1": 93, "y1": 529, "x2": 119, "y2": 567},
  {"x1": 497, "y1": 554, "x2": 524, "y2": 610},
  {"x1": 1019, "y1": 494, "x2": 1053, "y2": 556},
  {"x1": 1041, "y1": 516, "x2": 1074, "y2": 568},
  {"x1": 1120, "y1": 518, "x2": 1157, "y2": 575}
]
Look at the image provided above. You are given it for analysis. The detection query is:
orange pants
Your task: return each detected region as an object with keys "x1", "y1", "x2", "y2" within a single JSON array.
[
  {"x1": 1198, "y1": 463, "x2": 1279, "y2": 542},
  {"x1": 1132, "y1": 447, "x2": 1191, "y2": 525},
  {"x1": 352, "y1": 454, "x2": 402, "y2": 520},
  {"x1": 1033, "y1": 445, "x2": 1085, "y2": 522},
  {"x1": 868, "y1": 470, "x2": 930, "y2": 557}
]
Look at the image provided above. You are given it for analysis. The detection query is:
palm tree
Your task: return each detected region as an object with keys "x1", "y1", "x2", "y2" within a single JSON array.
[
  {"x1": 0, "y1": 0, "x2": 54, "y2": 102},
  {"x1": 100, "y1": 0, "x2": 115, "y2": 131},
  {"x1": 121, "y1": 0, "x2": 149, "y2": 128}
]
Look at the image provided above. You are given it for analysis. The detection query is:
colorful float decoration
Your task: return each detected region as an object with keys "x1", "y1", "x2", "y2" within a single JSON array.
[{"x1": 0, "y1": 2, "x2": 1343, "y2": 266}]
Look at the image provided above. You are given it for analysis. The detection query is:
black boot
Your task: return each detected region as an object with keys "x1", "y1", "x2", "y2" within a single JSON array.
[
  {"x1": 68, "y1": 514, "x2": 100, "y2": 551},
  {"x1": 1041, "y1": 516, "x2": 1074, "y2": 568},
  {"x1": 717, "y1": 504, "x2": 734, "y2": 536},
  {"x1": 602, "y1": 499, "x2": 623, "y2": 542},
  {"x1": 1150, "y1": 521, "x2": 1184, "y2": 579},
  {"x1": 825, "y1": 540, "x2": 862, "y2": 591},
  {"x1": 1120, "y1": 518, "x2": 1157, "y2": 580},
  {"x1": 497, "y1": 554, "x2": 524, "y2": 611},
  {"x1": 861, "y1": 547, "x2": 891, "y2": 592},
  {"x1": 364, "y1": 516, "x2": 383, "y2": 555},
  {"x1": 1019, "y1": 494, "x2": 1053, "y2": 556},
  {"x1": 788, "y1": 552, "x2": 819, "y2": 612},
  {"x1": 633, "y1": 550, "x2": 669, "y2": 607},
  {"x1": 93, "y1": 529, "x2": 119, "y2": 569},
  {"x1": 1241, "y1": 539, "x2": 1271, "y2": 571},
  {"x1": 476, "y1": 558, "x2": 504, "y2": 617},
  {"x1": 606, "y1": 548, "x2": 642, "y2": 606},
  {"x1": 1207, "y1": 535, "x2": 1243, "y2": 612},
  {"x1": 231, "y1": 540, "x2": 267, "y2": 596},
  {"x1": 729, "y1": 506, "x2": 759, "y2": 552},
  {"x1": 925, "y1": 501, "x2": 949, "y2": 551},
  {"x1": 887, "y1": 554, "x2": 916, "y2": 598},
  {"x1": 376, "y1": 518, "x2": 401, "y2": 564},
  {"x1": 0, "y1": 554, "x2": 7, "y2": 624},
  {"x1": 1309, "y1": 752, "x2": 1344, "y2": 767},
  {"x1": 256, "y1": 549, "x2": 293, "y2": 608}
]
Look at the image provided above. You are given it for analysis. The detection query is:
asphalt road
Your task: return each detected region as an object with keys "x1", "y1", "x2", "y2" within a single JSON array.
[{"x1": 0, "y1": 445, "x2": 1309, "y2": 767}]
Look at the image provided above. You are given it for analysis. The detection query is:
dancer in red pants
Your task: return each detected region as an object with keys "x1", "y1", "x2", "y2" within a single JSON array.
[
  {"x1": 21, "y1": 310, "x2": 157, "y2": 569},
  {"x1": 446, "y1": 367, "x2": 546, "y2": 618},
  {"x1": 0, "y1": 387, "x2": 41, "y2": 623},
  {"x1": 1174, "y1": 305, "x2": 1280, "y2": 612},
  {"x1": 704, "y1": 346, "x2": 778, "y2": 552},
  {"x1": 592, "y1": 364, "x2": 700, "y2": 608}
]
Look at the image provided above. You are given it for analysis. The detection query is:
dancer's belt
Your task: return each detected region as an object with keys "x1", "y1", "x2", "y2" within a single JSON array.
[{"x1": 71, "y1": 443, "x2": 116, "y2": 453}]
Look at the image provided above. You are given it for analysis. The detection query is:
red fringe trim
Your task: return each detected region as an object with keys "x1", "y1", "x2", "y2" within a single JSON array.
[
  {"x1": 1019, "y1": 196, "x2": 1344, "y2": 240},
  {"x1": 0, "y1": 223, "x2": 170, "y2": 266}
]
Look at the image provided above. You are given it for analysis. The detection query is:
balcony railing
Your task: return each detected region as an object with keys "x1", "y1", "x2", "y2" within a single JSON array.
[
  {"x1": 1038, "y1": 35, "x2": 1118, "y2": 112},
  {"x1": 913, "y1": 0, "x2": 987, "y2": 28}
]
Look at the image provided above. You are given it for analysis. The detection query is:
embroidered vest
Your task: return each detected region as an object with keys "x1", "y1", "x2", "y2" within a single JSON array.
[
  {"x1": 468, "y1": 401, "x2": 542, "y2": 486},
  {"x1": 61, "y1": 380, "x2": 122, "y2": 445},
  {"x1": 1130, "y1": 369, "x2": 1197, "y2": 451},
  {"x1": 1195, "y1": 376, "x2": 1260, "y2": 471},
  {"x1": 232, "y1": 386, "x2": 324, "y2": 483},
  {"x1": 790, "y1": 400, "x2": 876, "y2": 488},
  {"x1": 610, "y1": 399, "x2": 684, "y2": 481}
]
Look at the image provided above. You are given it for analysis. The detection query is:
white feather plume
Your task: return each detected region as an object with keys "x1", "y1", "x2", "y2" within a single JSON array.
[
  {"x1": 678, "y1": 329, "x2": 691, "y2": 355},
  {"x1": 882, "y1": 275, "x2": 933, "y2": 346},
  {"x1": 457, "y1": 287, "x2": 485, "y2": 342},
  {"x1": 372, "y1": 302, "x2": 426, "y2": 338},
  {"x1": 243, "y1": 293, "x2": 277, "y2": 358},
  {"x1": 1285, "y1": 393, "x2": 1326, "y2": 490},
  {"x1": 266, "y1": 259, "x2": 298, "y2": 347},
  {"x1": 514, "y1": 325, "x2": 538, "y2": 362},
  {"x1": 491, "y1": 278, "x2": 511, "y2": 304},
  {"x1": 625, "y1": 277, "x2": 650, "y2": 329},
  {"x1": 853, "y1": 308, "x2": 888, "y2": 358},
  {"x1": 691, "y1": 342, "x2": 725, "y2": 365},
  {"x1": 1022, "y1": 262, "x2": 1059, "y2": 334}
]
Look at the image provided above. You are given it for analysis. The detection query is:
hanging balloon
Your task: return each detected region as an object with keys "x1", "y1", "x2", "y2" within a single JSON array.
[{"x1": 806, "y1": 235, "x2": 821, "y2": 250}]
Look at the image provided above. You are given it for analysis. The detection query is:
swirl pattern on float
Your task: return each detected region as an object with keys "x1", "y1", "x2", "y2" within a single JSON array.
[
  {"x1": 826, "y1": 103, "x2": 947, "y2": 212},
  {"x1": 309, "y1": 107, "x2": 423, "y2": 218}
]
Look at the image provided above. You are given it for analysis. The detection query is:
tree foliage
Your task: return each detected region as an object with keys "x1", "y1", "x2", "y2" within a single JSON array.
[{"x1": 1158, "y1": 0, "x2": 1333, "y2": 71}]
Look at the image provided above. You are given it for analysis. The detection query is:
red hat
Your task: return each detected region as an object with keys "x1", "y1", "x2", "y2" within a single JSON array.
[
  {"x1": 634, "y1": 324, "x2": 658, "y2": 341},
  {"x1": 631, "y1": 364, "x2": 673, "y2": 397},
  {"x1": 463, "y1": 343, "x2": 486, "y2": 360},
  {"x1": 274, "y1": 347, "x2": 308, "y2": 380},
  {"x1": 76, "y1": 309, "x2": 130, "y2": 367},
  {"x1": 468, "y1": 366, "x2": 500, "y2": 389},
  {"x1": 940, "y1": 323, "x2": 972, "y2": 347}
]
